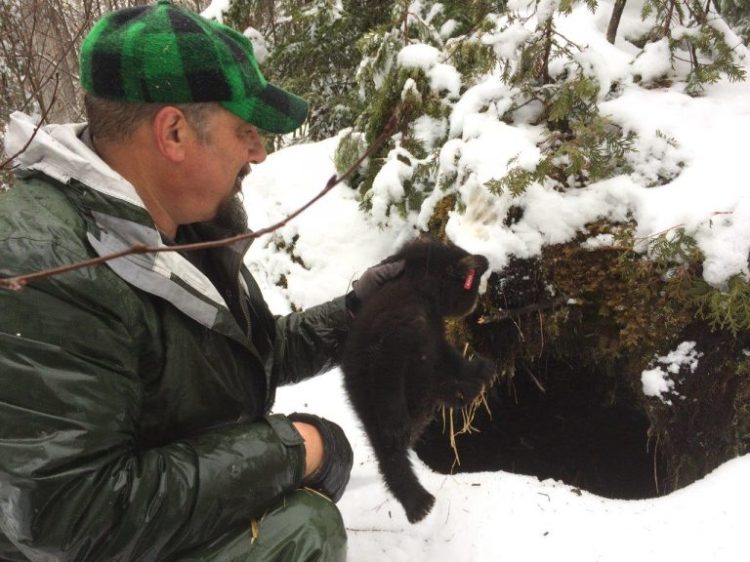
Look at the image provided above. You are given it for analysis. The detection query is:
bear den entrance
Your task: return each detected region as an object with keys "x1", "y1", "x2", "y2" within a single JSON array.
[
  {"x1": 414, "y1": 257, "x2": 667, "y2": 501},
  {"x1": 414, "y1": 354, "x2": 662, "y2": 500}
]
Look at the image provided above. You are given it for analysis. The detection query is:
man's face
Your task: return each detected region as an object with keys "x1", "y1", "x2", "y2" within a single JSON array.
[{"x1": 181, "y1": 107, "x2": 267, "y2": 224}]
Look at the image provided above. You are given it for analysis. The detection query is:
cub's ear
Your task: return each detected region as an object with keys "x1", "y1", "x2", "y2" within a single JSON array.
[
  {"x1": 459, "y1": 254, "x2": 490, "y2": 276},
  {"x1": 379, "y1": 254, "x2": 402, "y2": 265}
]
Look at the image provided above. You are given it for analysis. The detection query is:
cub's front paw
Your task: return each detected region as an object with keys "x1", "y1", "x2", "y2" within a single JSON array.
[
  {"x1": 453, "y1": 357, "x2": 496, "y2": 404},
  {"x1": 469, "y1": 356, "x2": 496, "y2": 384}
]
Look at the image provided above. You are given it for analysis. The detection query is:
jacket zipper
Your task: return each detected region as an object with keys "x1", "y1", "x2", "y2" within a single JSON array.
[{"x1": 237, "y1": 273, "x2": 252, "y2": 337}]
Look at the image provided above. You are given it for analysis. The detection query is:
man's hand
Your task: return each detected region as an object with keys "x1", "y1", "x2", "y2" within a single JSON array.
[
  {"x1": 291, "y1": 420, "x2": 325, "y2": 478},
  {"x1": 288, "y1": 413, "x2": 353, "y2": 502},
  {"x1": 346, "y1": 259, "x2": 405, "y2": 315}
]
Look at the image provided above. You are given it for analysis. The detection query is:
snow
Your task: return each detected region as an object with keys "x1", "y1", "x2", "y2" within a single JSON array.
[
  {"x1": 189, "y1": 1, "x2": 750, "y2": 560},
  {"x1": 397, "y1": 43, "x2": 442, "y2": 71},
  {"x1": 429, "y1": 63, "x2": 462, "y2": 97},
  {"x1": 268, "y1": 371, "x2": 750, "y2": 562},
  {"x1": 581, "y1": 233, "x2": 616, "y2": 250},
  {"x1": 641, "y1": 342, "x2": 703, "y2": 405},
  {"x1": 243, "y1": 27, "x2": 270, "y2": 64},
  {"x1": 412, "y1": 114, "x2": 448, "y2": 151},
  {"x1": 243, "y1": 136, "x2": 410, "y2": 311},
  {"x1": 659, "y1": 341, "x2": 703, "y2": 375},
  {"x1": 200, "y1": 0, "x2": 230, "y2": 23},
  {"x1": 641, "y1": 366, "x2": 676, "y2": 402},
  {"x1": 631, "y1": 39, "x2": 673, "y2": 82}
]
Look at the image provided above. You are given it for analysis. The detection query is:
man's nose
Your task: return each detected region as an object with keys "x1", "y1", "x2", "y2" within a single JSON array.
[{"x1": 247, "y1": 127, "x2": 267, "y2": 164}]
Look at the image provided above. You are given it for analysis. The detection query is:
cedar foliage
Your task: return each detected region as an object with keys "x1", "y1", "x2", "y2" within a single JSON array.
[
  {"x1": 638, "y1": 0, "x2": 746, "y2": 94},
  {"x1": 224, "y1": 0, "x2": 395, "y2": 142}
]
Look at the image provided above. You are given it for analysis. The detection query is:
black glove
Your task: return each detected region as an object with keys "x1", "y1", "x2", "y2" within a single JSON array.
[
  {"x1": 346, "y1": 259, "x2": 405, "y2": 315},
  {"x1": 288, "y1": 413, "x2": 353, "y2": 503}
]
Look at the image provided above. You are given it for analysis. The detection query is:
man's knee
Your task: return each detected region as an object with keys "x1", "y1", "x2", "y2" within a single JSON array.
[
  {"x1": 251, "y1": 489, "x2": 347, "y2": 562},
  {"x1": 172, "y1": 490, "x2": 346, "y2": 561}
]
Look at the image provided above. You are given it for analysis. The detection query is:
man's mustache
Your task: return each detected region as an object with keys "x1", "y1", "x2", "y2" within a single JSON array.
[{"x1": 233, "y1": 164, "x2": 251, "y2": 194}]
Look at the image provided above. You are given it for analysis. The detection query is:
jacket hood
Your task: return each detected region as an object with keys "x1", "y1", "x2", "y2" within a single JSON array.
[
  {"x1": 5, "y1": 112, "x2": 247, "y2": 338},
  {"x1": 5, "y1": 111, "x2": 145, "y2": 209}
]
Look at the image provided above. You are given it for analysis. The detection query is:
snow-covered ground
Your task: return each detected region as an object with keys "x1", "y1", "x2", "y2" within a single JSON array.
[
  {"x1": 273, "y1": 370, "x2": 750, "y2": 562},
  {"x1": 231, "y1": 2, "x2": 750, "y2": 560}
]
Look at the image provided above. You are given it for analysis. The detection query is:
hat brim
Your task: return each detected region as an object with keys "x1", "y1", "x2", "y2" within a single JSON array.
[{"x1": 221, "y1": 83, "x2": 308, "y2": 135}]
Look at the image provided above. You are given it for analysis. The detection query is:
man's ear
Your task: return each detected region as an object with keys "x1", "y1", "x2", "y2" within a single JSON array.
[{"x1": 152, "y1": 106, "x2": 189, "y2": 162}]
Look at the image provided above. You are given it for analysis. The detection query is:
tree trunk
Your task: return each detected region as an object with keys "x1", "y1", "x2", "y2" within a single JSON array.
[{"x1": 607, "y1": 0, "x2": 627, "y2": 44}]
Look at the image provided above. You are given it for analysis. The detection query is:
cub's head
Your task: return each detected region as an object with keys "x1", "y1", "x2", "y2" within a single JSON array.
[{"x1": 392, "y1": 237, "x2": 489, "y2": 317}]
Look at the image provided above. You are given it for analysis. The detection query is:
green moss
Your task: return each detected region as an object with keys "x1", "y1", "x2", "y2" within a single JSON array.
[{"x1": 542, "y1": 237, "x2": 690, "y2": 364}]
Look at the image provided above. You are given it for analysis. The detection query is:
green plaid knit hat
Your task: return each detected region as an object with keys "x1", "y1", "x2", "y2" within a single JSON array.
[{"x1": 79, "y1": 0, "x2": 307, "y2": 134}]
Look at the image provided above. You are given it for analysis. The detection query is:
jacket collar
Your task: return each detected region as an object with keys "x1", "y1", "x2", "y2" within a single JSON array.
[
  {"x1": 6, "y1": 111, "x2": 143, "y2": 209},
  {"x1": 6, "y1": 112, "x2": 248, "y2": 340}
]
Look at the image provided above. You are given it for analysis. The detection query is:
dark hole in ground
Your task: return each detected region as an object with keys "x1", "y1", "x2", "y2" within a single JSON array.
[{"x1": 415, "y1": 356, "x2": 665, "y2": 499}]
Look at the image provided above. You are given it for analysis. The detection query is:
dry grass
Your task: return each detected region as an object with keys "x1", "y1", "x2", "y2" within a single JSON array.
[{"x1": 440, "y1": 341, "x2": 497, "y2": 471}]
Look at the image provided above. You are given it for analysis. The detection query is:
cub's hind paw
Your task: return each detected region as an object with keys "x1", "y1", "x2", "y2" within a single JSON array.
[{"x1": 402, "y1": 487, "x2": 435, "y2": 524}]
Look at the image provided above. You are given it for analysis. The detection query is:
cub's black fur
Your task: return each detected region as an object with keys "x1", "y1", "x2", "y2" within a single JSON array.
[{"x1": 342, "y1": 237, "x2": 494, "y2": 523}]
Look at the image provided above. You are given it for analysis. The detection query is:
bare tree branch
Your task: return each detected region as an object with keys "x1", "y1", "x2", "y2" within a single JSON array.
[{"x1": 0, "y1": 73, "x2": 60, "y2": 171}]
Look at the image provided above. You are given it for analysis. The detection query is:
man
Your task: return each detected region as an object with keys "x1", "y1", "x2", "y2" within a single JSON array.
[{"x1": 0, "y1": 1, "x2": 400, "y2": 560}]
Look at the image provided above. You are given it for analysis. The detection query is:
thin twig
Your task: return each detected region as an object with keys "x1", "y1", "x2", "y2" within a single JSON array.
[
  {"x1": 663, "y1": 0, "x2": 676, "y2": 38},
  {"x1": 19, "y1": 4, "x2": 93, "y2": 114},
  {"x1": 522, "y1": 361, "x2": 546, "y2": 394},
  {"x1": 635, "y1": 211, "x2": 734, "y2": 242},
  {"x1": 0, "y1": 114, "x2": 399, "y2": 290},
  {"x1": 345, "y1": 528, "x2": 405, "y2": 534},
  {"x1": 477, "y1": 296, "x2": 570, "y2": 324}
]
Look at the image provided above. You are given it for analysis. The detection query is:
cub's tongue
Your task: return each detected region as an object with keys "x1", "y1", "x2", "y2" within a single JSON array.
[{"x1": 463, "y1": 268, "x2": 476, "y2": 290}]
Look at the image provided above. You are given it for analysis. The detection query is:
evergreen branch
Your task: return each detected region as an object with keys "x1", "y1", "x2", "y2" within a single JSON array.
[
  {"x1": 551, "y1": 29, "x2": 584, "y2": 52},
  {"x1": 501, "y1": 94, "x2": 544, "y2": 121},
  {"x1": 0, "y1": 114, "x2": 400, "y2": 291}
]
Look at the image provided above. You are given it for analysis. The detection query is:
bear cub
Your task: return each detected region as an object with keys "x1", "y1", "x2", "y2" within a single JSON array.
[{"x1": 342, "y1": 237, "x2": 495, "y2": 523}]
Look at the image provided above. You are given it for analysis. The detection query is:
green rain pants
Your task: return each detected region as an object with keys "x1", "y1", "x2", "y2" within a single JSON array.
[{"x1": 172, "y1": 489, "x2": 347, "y2": 562}]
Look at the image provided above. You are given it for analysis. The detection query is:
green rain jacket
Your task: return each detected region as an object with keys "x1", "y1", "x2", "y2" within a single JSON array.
[{"x1": 0, "y1": 112, "x2": 352, "y2": 561}]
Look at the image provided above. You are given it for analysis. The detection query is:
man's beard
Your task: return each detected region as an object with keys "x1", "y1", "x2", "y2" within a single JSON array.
[{"x1": 212, "y1": 164, "x2": 250, "y2": 236}]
